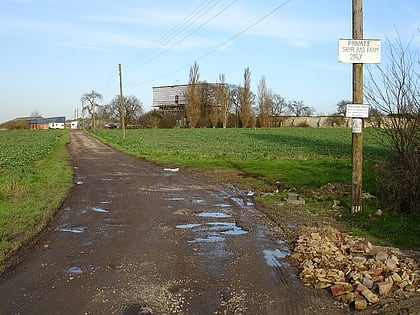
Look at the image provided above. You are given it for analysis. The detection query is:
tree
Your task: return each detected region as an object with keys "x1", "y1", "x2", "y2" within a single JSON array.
[
  {"x1": 257, "y1": 76, "x2": 273, "y2": 127},
  {"x1": 336, "y1": 100, "x2": 352, "y2": 116},
  {"x1": 239, "y1": 67, "x2": 253, "y2": 128},
  {"x1": 81, "y1": 90, "x2": 102, "y2": 129},
  {"x1": 108, "y1": 95, "x2": 143, "y2": 127},
  {"x1": 365, "y1": 36, "x2": 419, "y2": 214},
  {"x1": 215, "y1": 73, "x2": 232, "y2": 128},
  {"x1": 287, "y1": 100, "x2": 314, "y2": 117},
  {"x1": 184, "y1": 61, "x2": 202, "y2": 128},
  {"x1": 272, "y1": 94, "x2": 287, "y2": 116}
]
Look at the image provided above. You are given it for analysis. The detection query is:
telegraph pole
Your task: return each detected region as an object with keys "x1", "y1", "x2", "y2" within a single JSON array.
[
  {"x1": 118, "y1": 64, "x2": 126, "y2": 139},
  {"x1": 352, "y1": 0, "x2": 363, "y2": 213}
]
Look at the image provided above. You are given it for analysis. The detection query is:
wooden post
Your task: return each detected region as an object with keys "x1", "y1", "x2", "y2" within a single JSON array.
[
  {"x1": 352, "y1": 0, "x2": 363, "y2": 213},
  {"x1": 119, "y1": 64, "x2": 126, "y2": 139}
]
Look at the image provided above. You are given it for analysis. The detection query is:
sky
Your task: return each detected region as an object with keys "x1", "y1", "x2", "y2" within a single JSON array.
[{"x1": 0, "y1": 0, "x2": 419, "y2": 123}]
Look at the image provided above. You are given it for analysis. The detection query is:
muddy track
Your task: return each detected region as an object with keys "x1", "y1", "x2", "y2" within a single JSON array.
[{"x1": 0, "y1": 132, "x2": 346, "y2": 314}]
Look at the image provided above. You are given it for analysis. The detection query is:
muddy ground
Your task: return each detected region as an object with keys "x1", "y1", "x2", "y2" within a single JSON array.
[{"x1": 0, "y1": 132, "x2": 417, "y2": 314}]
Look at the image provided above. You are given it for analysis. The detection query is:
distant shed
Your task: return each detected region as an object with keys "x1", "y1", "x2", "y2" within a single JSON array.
[
  {"x1": 152, "y1": 85, "x2": 188, "y2": 115},
  {"x1": 28, "y1": 117, "x2": 66, "y2": 130}
]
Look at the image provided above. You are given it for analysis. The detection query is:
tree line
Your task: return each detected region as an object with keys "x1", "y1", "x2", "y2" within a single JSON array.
[{"x1": 79, "y1": 62, "x2": 315, "y2": 129}]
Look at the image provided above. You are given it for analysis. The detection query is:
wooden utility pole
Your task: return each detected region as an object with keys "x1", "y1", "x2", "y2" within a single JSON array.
[
  {"x1": 118, "y1": 64, "x2": 126, "y2": 139},
  {"x1": 352, "y1": 0, "x2": 363, "y2": 213}
]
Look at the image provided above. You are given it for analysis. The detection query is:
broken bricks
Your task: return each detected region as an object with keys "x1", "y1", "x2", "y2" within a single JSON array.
[{"x1": 290, "y1": 226, "x2": 420, "y2": 310}]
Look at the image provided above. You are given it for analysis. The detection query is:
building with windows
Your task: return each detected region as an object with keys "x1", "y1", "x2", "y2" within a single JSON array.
[{"x1": 28, "y1": 116, "x2": 66, "y2": 130}]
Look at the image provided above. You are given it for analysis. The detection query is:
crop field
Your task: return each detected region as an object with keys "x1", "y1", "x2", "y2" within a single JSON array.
[
  {"x1": 0, "y1": 130, "x2": 72, "y2": 268},
  {"x1": 90, "y1": 128, "x2": 388, "y2": 192},
  {"x1": 0, "y1": 130, "x2": 65, "y2": 173}
]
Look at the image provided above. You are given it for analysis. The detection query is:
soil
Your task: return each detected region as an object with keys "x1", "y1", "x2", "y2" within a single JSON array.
[{"x1": 0, "y1": 131, "x2": 418, "y2": 314}]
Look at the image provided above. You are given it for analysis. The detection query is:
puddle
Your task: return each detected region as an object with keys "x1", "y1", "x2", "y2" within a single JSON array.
[
  {"x1": 67, "y1": 267, "x2": 83, "y2": 274},
  {"x1": 56, "y1": 227, "x2": 85, "y2": 234},
  {"x1": 176, "y1": 223, "x2": 202, "y2": 229},
  {"x1": 164, "y1": 167, "x2": 179, "y2": 172},
  {"x1": 75, "y1": 180, "x2": 84, "y2": 185},
  {"x1": 100, "y1": 178, "x2": 113, "y2": 181},
  {"x1": 195, "y1": 212, "x2": 231, "y2": 218},
  {"x1": 230, "y1": 196, "x2": 245, "y2": 207},
  {"x1": 263, "y1": 247, "x2": 291, "y2": 267},
  {"x1": 191, "y1": 199, "x2": 205, "y2": 204},
  {"x1": 214, "y1": 203, "x2": 231, "y2": 208},
  {"x1": 221, "y1": 226, "x2": 248, "y2": 236},
  {"x1": 91, "y1": 207, "x2": 108, "y2": 213},
  {"x1": 167, "y1": 197, "x2": 184, "y2": 201},
  {"x1": 287, "y1": 222, "x2": 297, "y2": 229},
  {"x1": 188, "y1": 236, "x2": 225, "y2": 243},
  {"x1": 247, "y1": 191, "x2": 255, "y2": 197},
  {"x1": 100, "y1": 201, "x2": 112, "y2": 204}
]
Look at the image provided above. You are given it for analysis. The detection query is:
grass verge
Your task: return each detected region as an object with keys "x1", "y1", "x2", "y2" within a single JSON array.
[{"x1": 0, "y1": 132, "x2": 73, "y2": 271}]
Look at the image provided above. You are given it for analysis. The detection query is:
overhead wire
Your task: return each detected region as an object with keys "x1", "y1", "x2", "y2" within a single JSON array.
[
  {"x1": 131, "y1": 0, "x2": 293, "y2": 86},
  {"x1": 127, "y1": 0, "x2": 223, "y2": 69},
  {"x1": 135, "y1": 0, "x2": 238, "y2": 67}
]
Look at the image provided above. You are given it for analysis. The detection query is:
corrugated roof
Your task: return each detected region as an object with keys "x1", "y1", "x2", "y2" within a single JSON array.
[{"x1": 28, "y1": 116, "x2": 66, "y2": 124}]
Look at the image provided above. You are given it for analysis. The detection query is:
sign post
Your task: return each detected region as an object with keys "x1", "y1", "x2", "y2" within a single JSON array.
[{"x1": 338, "y1": 0, "x2": 380, "y2": 213}]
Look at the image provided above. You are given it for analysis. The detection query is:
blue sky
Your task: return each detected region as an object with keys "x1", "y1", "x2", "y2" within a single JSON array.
[{"x1": 1, "y1": 0, "x2": 419, "y2": 123}]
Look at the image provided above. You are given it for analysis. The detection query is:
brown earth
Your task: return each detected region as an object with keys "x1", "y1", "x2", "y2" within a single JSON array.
[{"x1": 0, "y1": 132, "x2": 346, "y2": 314}]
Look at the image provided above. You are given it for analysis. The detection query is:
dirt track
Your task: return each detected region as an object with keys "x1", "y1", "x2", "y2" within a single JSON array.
[{"x1": 0, "y1": 132, "x2": 346, "y2": 314}]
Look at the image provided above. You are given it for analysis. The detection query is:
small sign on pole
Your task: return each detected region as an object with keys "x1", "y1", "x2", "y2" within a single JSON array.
[
  {"x1": 346, "y1": 104, "x2": 370, "y2": 118},
  {"x1": 338, "y1": 39, "x2": 381, "y2": 63}
]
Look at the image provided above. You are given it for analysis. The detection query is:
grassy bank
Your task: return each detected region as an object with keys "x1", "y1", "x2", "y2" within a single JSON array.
[
  {"x1": 0, "y1": 130, "x2": 73, "y2": 270},
  {"x1": 90, "y1": 128, "x2": 419, "y2": 250}
]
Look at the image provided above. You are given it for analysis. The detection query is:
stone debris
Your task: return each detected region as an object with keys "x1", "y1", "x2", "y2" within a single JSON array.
[{"x1": 289, "y1": 226, "x2": 420, "y2": 311}]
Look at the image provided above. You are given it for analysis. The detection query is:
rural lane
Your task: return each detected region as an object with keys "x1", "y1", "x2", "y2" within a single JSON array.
[{"x1": 0, "y1": 132, "x2": 344, "y2": 314}]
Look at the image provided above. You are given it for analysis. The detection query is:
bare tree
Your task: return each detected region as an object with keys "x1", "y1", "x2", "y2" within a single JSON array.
[
  {"x1": 81, "y1": 90, "x2": 102, "y2": 129},
  {"x1": 257, "y1": 76, "x2": 273, "y2": 127},
  {"x1": 365, "y1": 36, "x2": 419, "y2": 214},
  {"x1": 184, "y1": 61, "x2": 202, "y2": 128},
  {"x1": 287, "y1": 100, "x2": 314, "y2": 117},
  {"x1": 108, "y1": 95, "x2": 143, "y2": 127},
  {"x1": 215, "y1": 74, "x2": 231, "y2": 128},
  {"x1": 272, "y1": 94, "x2": 287, "y2": 116},
  {"x1": 336, "y1": 100, "x2": 352, "y2": 116},
  {"x1": 239, "y1": 67, "x2": 253, "y2": 128}
]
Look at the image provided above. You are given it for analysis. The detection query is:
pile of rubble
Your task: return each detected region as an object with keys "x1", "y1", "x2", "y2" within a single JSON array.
[{"x1": 289, "y1": 226, "x2": 420, "y2": 310}]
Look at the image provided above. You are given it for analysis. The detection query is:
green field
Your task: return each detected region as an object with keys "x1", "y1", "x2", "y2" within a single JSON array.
[
  {"x1": 0, "y1": 130, "x2": 73, "y2": 270},
  {"x1": 89, "y1": 128, "x2": 388, "y2": 192}
]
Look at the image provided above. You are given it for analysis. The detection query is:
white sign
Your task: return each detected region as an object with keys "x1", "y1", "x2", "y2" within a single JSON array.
[
  {"x1": 352, "y1": 118, "x2": 363, "y2": 133},
  {"x1": 346, "y1": 104, "x2": 370, "y2": 118},
  {"x1": 338, "y1": 39, "x2": 381, "y2": 63}
]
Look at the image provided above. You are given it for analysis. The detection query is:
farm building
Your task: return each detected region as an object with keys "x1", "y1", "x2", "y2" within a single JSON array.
[
  {"x1": 28, "y1": 116, "x2": 66, "y2": 130},
  {"x1": 152, "y1": 85, "x2": 188, "y2": 115},
  {"x1": 153, "y1": 83, "x2": 221, "y2": 116}
]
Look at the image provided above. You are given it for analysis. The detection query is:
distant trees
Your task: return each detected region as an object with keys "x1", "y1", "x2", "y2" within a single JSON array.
[
  {"x1": 175, "y1": 62, "x2": 317, "y2": 128},
  {"x1": 336, "y1": 100, "x2": 352, "y2": 116},
  {"x1": 107, "y1": 95, "x2": 143, "y2": 127},
  {"x1": 81, "y1": 90, "x2": 102, "y2": 129},
  {"x1": 184, "y1": 61, "x2": 202, "y2": 128},
  {"x1": 239, "y1": 67, "x2": 254, "y2": 128},
  {"x1": 257, "y1": 76, "x2": 273, "y2": 127},
  {"x1": 215, "y1": 73, "x2": 231, "y2": 128},
  {"x1": 287, "y1": 100, "x2": 314, "y2": 117}
]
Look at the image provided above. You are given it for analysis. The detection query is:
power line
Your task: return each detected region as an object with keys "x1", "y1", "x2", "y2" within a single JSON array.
[
  {"x1": 131, "y1": 0, "x2": 292, "y2": 86},
  {"x1": 128, "y1": 0, "x2": 223, "y2": 69},
  {"x1": 136, "y1": 0, "x2": 238, "y2": 67}
]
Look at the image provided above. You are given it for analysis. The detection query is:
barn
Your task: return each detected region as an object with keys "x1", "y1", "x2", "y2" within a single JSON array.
[
  {"x1": 152, "y1": 85, "x2": 188, "y2": 115},
  {"x1": 28, "y1": 116, "x2": 66, "y2": 130}
]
